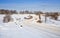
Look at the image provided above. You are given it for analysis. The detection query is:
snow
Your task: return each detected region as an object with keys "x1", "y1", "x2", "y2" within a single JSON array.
[{"x1": 0, "y1": 14, "x2": 60, "y2": 38}]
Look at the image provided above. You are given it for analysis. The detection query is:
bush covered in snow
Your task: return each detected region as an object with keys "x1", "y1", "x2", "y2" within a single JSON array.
[
  {"x1": 45, "y1": 12, "x2": 59, "y2": 20},
  {"x1": 3, "y1": 14, "x2": 13, "y2": 23},
  {"x1": 24, "y1": 15, "x2": 33, "y2": 19}
]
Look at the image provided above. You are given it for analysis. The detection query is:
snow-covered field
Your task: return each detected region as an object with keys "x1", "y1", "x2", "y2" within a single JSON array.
[{"x1": 0, "y1": 14, "x2": 60, "y2": 38}]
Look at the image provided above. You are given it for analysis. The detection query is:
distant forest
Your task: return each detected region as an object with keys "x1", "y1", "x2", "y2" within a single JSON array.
[
  {"x1": 0, "y1": 9, "x2": 60, "y2": 15},
  {"x1": 0, "y1": 9, "x2": 17, "y2": 14}
]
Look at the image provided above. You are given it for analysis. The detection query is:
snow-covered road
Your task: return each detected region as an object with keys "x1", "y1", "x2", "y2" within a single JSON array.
[{"x1": 0, "y1": 14, "x2": 60, "y2": 38}]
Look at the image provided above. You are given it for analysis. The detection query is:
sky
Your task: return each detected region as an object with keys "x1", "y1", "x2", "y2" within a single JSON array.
[{"x1": 0, "y1": 0, "x2": 60, "y2": 12}]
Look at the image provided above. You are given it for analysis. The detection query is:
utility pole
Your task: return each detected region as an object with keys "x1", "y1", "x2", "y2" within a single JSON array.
[{"x1": 45, "y1": 12, "x2": 47, "y2": 23}]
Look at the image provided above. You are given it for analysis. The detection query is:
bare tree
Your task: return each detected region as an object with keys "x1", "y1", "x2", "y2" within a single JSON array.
[{"x1": 37, "y1": 12, "x2": 42, "y2": 23}]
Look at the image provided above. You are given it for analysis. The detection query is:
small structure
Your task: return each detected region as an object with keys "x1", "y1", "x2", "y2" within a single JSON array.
[{"x1": 3, "y1": 14, "x2": 13, "y2": 23}]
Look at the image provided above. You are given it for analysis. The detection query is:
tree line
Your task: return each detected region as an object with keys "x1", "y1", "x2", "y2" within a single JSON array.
[
  {"x1": 0, "y1": 9, "x2": 17, "y2": 14},
  {"x1": 0, "y1": 9, "x2": 60, "y2": 15}
]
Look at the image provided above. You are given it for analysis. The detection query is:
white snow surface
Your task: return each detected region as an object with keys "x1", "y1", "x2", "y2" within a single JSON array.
[{"x1": 0, "y1": 14, "x2": 60, "y2": 38}]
